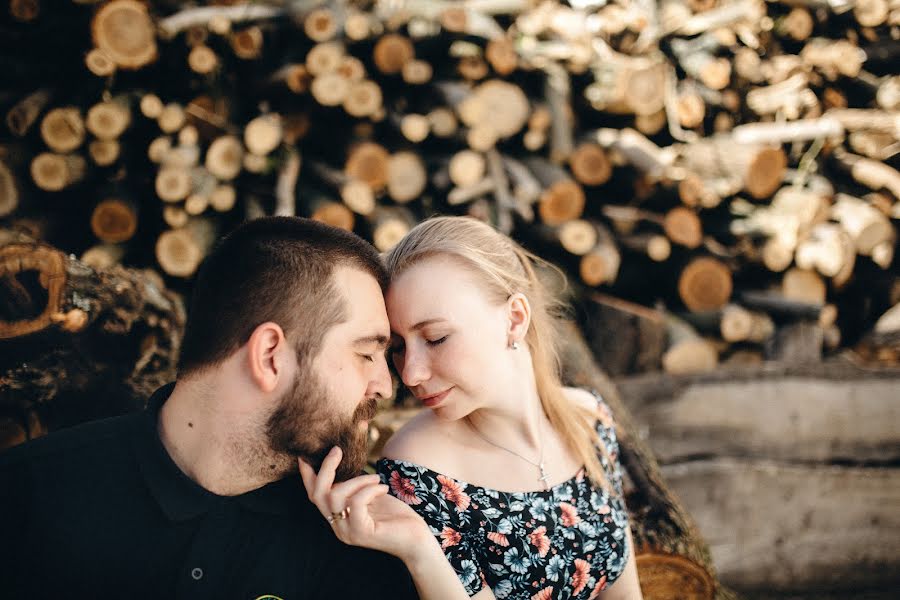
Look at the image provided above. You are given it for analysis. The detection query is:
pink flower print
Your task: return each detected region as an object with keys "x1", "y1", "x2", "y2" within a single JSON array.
[
  {"x1": 529, "y1": 526, "x2": 550, "y2": 557},
  {"x1": 389, "y1": 470, "x2": 422, "y2": 505},
  {"x1": 559, "y1": 502, "x2": 581, "y2": 527},
  {"x1": 437, "y1": 474, "x2": 471, "y2": 511},
  {"x1": 440, "y1": 526, "x2": 461, "y2": 549},
  {"x1": 532, "y1": 586, "x2": 554, "y2": 600},
  {"x1": 487, "y1": 531, "x2": 510, "y2": 547},
  {"x1": 589, "y1": 575, "x2": 608, "y2": 599},
  {"x1": 571, "y1": 558, "x2": 590, "y2": 595}
]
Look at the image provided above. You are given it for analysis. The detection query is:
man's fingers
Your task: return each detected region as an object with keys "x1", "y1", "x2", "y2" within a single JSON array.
[{"x1": 325, "y1": 474, "x2": 382, "y2": 514}]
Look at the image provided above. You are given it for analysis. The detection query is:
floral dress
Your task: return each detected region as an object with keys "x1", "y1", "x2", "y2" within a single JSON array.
[{"x1": 376, "y1": 393, "x2": 630, "y2": 599}]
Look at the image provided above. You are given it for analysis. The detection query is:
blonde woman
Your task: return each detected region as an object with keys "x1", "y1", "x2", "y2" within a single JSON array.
[{"x1": 302, "y1": 216, "x2": 642, "y2": 599}]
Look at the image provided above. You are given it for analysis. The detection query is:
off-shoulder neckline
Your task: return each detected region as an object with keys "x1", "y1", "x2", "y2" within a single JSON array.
[{"x1": 377, "y1": 456, "x2": 590, "y2": 497}]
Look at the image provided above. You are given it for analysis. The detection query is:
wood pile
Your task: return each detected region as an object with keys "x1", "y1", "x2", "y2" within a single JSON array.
[
  {"x1": 1, "y1": 0, "x2": 899, "y2": 375},
  {"x1": 3, "y1": 2, "x2": 899, "y2": 597}
]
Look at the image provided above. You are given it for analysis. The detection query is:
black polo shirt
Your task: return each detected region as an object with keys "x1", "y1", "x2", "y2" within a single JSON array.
[{"x1": 0, "y1": 383, "x2": 418, "y2": 599}]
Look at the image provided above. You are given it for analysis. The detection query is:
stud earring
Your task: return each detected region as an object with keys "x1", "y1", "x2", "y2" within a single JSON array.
[{"x1": 509, "y1": 341, "x2": 520, "y2": 350}]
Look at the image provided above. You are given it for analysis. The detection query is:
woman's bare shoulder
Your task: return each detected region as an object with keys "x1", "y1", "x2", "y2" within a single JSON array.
[
  {"x1": 562, "y1": 386, "x2": 614, "y2": 429},
  {"x1": 381, "y1": 410, "x2": 461, "y2": 467}
]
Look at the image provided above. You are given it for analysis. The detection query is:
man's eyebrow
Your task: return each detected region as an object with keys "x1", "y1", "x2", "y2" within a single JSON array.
[
  {"x1": 353, "y1": 335, "x2": 390, "y2": 347},
  {"x1": 411, "y1": 318, "x2": 446, "y2": 330}
]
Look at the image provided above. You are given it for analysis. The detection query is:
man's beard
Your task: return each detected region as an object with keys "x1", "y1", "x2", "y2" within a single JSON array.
[{"x1": 265, "y1": 367, "x2": 378, "y2": 482}]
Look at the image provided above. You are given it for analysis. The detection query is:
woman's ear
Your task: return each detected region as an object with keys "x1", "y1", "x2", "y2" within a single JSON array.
[
  {"x1": 246, "y1": 321, "x2": 289, "y2": 393},
  {"x1": 507, "y1": 292, "x2": 531, "y2": 344}
]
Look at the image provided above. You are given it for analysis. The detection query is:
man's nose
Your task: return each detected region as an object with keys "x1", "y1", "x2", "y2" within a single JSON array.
[{"x1": 370, "y1": 354, "x2": 393, "y2": 400}]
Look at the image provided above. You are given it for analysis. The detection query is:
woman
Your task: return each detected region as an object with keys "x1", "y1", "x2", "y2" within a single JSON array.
[{"x1": 302, "y1": 216, "x2": 643, "y2": 599}]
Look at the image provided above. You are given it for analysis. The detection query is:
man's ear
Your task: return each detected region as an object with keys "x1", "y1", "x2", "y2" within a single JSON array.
[
  {"x1": 507, "y1": 292, "x2": 531, "y2": 344},
  {"x1": 246, "y1": 322, "x2": 289, "y2": 393}
]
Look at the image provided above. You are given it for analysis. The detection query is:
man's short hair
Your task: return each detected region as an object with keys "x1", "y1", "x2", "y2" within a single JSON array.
[{"x1": 177, "y1": 217, "x2": 388, "y2": 376}]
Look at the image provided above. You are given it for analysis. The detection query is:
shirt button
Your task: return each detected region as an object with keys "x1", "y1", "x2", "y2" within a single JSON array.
[{"x1": 191, "y1": 567, "x2": 203, "y2": 580}]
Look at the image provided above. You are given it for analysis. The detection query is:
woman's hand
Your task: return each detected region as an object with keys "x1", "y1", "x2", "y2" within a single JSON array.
[
  {"x1": 298, "y1": 446, "x2": 433, "y2": 562},
  {"x1": 299, "y1": 446, "x2": 477, "y2": 600}
]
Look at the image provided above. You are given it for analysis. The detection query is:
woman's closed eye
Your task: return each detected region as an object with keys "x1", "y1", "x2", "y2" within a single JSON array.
[{"x1": 426, "y1": 335, "x2": 448, "y2": 346}]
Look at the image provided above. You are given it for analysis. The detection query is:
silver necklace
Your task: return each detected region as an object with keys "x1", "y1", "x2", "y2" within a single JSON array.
[{"x1": 467, "y1": 417, "x2": 550, "y2": 490}]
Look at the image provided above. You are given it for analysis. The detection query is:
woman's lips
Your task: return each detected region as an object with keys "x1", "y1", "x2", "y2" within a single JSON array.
[{"x1": 420, "y1": 387, "x2": 452, "y2": 408}]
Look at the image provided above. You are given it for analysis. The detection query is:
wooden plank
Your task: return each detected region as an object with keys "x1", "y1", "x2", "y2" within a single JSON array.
[
  {"x1": 617, "y1": 368, "x2": 900, "y2": 463},
  {"x1": 661, "y1": 459, "x2": 900, "y2": 592}
]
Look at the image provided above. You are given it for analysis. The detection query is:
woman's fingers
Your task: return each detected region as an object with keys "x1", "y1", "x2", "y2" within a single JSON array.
[
  {"x1": 298, "y1": 458, "x2": 315, "y2": 497},
  {"x1": 325, "y1": 474, "x2": 383, "y2": 515},
  {"x1": 311, "y1": 446, "x2": 342, "y2": 504},
  {"x1": 344, "y1": 484, "x2": 390, "y2": 538}
]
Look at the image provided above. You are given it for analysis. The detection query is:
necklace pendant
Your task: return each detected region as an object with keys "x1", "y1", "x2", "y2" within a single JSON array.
[{"x1": 538, "y1": 462, "x2": 550, "y2": 489}]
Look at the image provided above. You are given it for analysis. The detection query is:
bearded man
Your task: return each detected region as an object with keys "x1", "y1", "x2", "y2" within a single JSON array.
[{"x1": 0, "y1": 217, "x2": 418, "y2": 599}]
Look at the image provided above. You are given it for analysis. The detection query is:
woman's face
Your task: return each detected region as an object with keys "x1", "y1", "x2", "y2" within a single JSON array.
[{"x1": 386, "y1": 255, "x2": 514, "y2": 421}]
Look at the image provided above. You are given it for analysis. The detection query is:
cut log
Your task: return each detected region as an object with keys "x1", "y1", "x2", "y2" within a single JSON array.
[
  {"x1": 402, "y1": 59, "x2": 433, "y2": 85},
  {"x1": 831, "y1": 193, "x2": 895, "y2": 256},
  {"x1": 244, "y1": 114, "x2": 282, "y2": 156},
  {"x1": 308, "y1": 197, "x2": 355, "y2": 232},
  {"x1": 139, "y1": 94, "x2": 163, "y2": 119},
  {"x1": 558, "y1": 220, "x2": 598, "y2": 256},
  {"x1": 399, "y1": 114, "x2": 430, "y2": 143},
  {"x1": 591, "y1": 128, "x2": 676, "y2": 180},
  {"x1": 188, "y1": 44, "x2": 218, "y2": 75},
  {"x1": 40, "y1": 107, "x2": 85, "y2": 153},
  {"x1": 585, "y1": 56, "x2": 667, "y2": 116},
  {"x1": 522, "y1": 158, "x2": 585, "y2": 226},
  {"x1": 373, "y1": 34, "x2": 414, "y2": 75},
  {"x1": 30, "y1": 153, "x2": 86, "y2": 192},
  {"x1": 230, "y1": 26, "x2": 264, "y2": 60},
  {"x1": 80, "y1": 243, "x2": 125, "y2": 270},
  {"x1": 155, "y1": 166, "x2": 192, "y2": 203},
  {"x1": 306, "y1": 41, "x2": 344, "y2": 76},
  {"x1": 386, "y1": 152, "x2": 427, "y2": 204},
  {"x1": 457, "y1": 79, "x2": 530, "y2": 139},
  {"x1": 209, "y1": 184, "x2": 237, "y2": 213},
  {"x1": 205, "y1": 135, "x2": 244, "y2": 181},
  {"x1": 90, "y1": 196, "x2": 137, "y2": 243},
  {"x1": 664, "y1": 207, "x2": 703, "y2": 249},
  {"x1": 344, "y1": 80, "x2": 383, "y2": 118},
  {"x1": 304, "y1": 6, "x2": 339, "y2": 42},
  {"x1": 678, "y1": 137, "x2": 786, "y2": 199},
  {"x1": 370, "y1": 206, "x2": 415, "y2": 252},
  {"x1": 162, "y1": 205, "x2": 189, "y2": 229},
  {"x1": 678, "y1": 257, "x2": 733, "y2": 312},
  {"x1": 91, "y1": 0, "x2": 157, "y2": 70},
  {"x1": 345, "y1": 141, "x2": 390, "y2": 192},
  {"x1": 6, "y1": 89, "x2": 51, "y2": 137},
  {"x1": 449, "y1": 150, "x2": 486, "y2": 188},
  {"x1": 0, "y1": 160, "x2": 20, "y2": 218},
  {"x1": 621, "y1": 233, "x2": 672, "y2": 262},
  {"x1": 832, "y1": 149, "x2": 900, "y2": 201},
  {"x1": 720, "y1": 304, "x2": 775, "y2": 343},
  {"x1": 88, "y1": 140, "x2": 120, "y2": 167},
  {"x1": 782, "y1": 268, "x2": 827, "y2": 306},
  {"x1": 158, "y1": 103, "x2": 187, "y2": 134},
  {"x1": 579, "y1": 223, "x2": 621, "y2": 286},
  {"x1": 663, "y1": 313, "x2": 719, "y2": 375},
  {"x1": 85, "y1": 48, "x2": 116, "y2": 77},
  {"x1": 86, "y1": 97, "x2": 131, "y2": 141},
  {"x1": 569, "y1": 142, "x2": 612, "y2": 187},
  {"x1": 155, "y1": 218, "x2": 216, "y2": 278}
]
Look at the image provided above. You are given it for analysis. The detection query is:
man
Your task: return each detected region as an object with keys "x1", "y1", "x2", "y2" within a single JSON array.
[{"x1": 0, "y1": 217, "x2": 417, "y2": 599}]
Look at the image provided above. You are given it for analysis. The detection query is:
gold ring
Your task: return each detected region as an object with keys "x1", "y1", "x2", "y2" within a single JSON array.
[{"x1": 328, "y1": 507, "x2": 349, "y2": 524}]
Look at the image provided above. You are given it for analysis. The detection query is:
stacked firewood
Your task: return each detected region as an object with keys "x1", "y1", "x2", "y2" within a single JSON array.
[{"x1": 1, "y1": 0, "x2": 899, "y2": 378}]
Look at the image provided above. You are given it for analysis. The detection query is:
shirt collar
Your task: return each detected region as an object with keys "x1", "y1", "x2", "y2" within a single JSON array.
[{"x1": 132, "y1": 383, "x2": 310, "y2": 521}]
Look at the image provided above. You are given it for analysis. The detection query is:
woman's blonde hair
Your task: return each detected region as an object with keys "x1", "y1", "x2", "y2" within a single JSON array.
[{"x1": 384, "y1": 216, "x2": 613, "y2": 492}]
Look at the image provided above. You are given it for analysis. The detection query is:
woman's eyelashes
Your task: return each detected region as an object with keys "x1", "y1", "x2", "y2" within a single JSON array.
[{"x1": 426, "y1": 335, "x2": 449, "y2": 346}]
